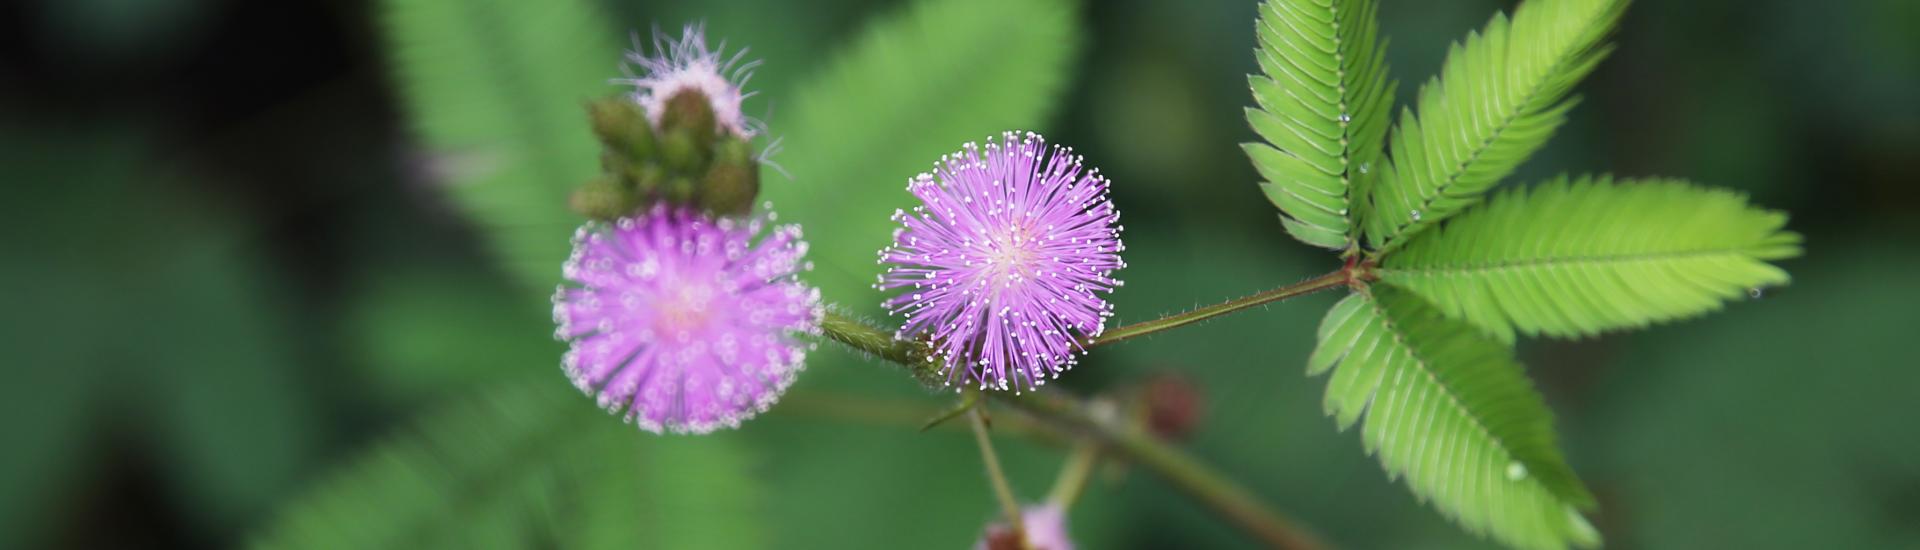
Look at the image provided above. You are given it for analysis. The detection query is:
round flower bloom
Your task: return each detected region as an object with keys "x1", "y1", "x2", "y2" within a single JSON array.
[
  {"x1": 554, "y1": 205, "x2": 820, "y2": 433},
  {"x1": 878, "y1": 131, "x2": 1125, "y2": 392},
  {"x1": 975, "y1": 505, "x2": 1075, "y2": 550},
  {"x1": 621, "y1": 23, "x2": 761, "y2": 138}
]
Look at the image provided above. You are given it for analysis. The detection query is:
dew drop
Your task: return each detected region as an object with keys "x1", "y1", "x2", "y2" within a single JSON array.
[
  {"x1": 1506, "y1": 462, "x2": 1528, "y2": 481},
  {"x1": 1748, "y1": 287, "x2": 1764, "y2": 299},
  {"x1": 1337, "y1": 113, "x2": 1352, "y2": 124},
  {"x1": 1410, "y1": 210, "x2": 1422, "y2": 221}
]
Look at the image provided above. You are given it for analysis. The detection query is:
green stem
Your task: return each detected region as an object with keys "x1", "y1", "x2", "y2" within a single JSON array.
[
  {"x1": 1087, "y1": 270, "x2": 1349, "y2": 348},
  {"x1": 1005, "y1": 395, "x2": 1326, "y2": 550},
  {"x1": 817, "y1": 312, "x2": 1329, "y2": 550},
  {"x1": 1045, "y1": 439, "x2": 1100, "y2": 509},
  {"x1": 819, "y1": 269, "x2": 1350, "y2": 369},
  {"x1": 970, "y1": 406, "x2": 1026, "y2": 535},
  {"x1": 818, "y1": 312, "x2": 945, "y2": 384}
]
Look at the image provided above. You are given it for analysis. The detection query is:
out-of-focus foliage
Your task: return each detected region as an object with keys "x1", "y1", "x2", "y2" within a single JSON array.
[
  {"x1": 379, "y1": 0, "x2": 618, "y2": 288},
  {"x1": 1591, "y1": 250, "x2": 1920, "y2": 549},
  {"x1": 251, "y1": 380, "x2": 760, "y2": 550},
  {"x1": 763, "y1": 0, "x2": 1082, "y2": 312},
  {"x1": 1, "y1": 131, "x2": 325, "y2": 547}
]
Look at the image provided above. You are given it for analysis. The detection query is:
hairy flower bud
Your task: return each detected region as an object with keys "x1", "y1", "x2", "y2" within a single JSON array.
[
  {"x1": 659, "y1": 90, "x2": 719, "y2": 146},
  {"x1": 587, "y1": 97, "x2": 656, "y2": 161},
  {"x1": 697, "y1": 138, "x2": 760, "y2": 215},
  {"x1": 570, "y1": 175, "x2": 636, "y2": 221}
]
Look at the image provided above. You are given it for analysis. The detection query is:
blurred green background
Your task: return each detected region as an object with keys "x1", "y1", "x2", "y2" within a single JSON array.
[{"x1": 4, "y1": 0, "x2": 1917, "y2": 548}]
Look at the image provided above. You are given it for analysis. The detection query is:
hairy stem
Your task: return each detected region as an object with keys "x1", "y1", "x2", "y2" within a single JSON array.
[
  {"x1": 817, "y1": 311, "x2": 1328, "y2": 550},
  {"x1": 1086, "y1": 270, "x2": 1349, "y2": 348},
  {"x1": 970, "y1": 406, "x2": 1026, "y2": 535}
]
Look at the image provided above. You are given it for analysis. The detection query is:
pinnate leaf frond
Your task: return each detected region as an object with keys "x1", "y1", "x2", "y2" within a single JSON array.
[
  {"x1": 1377, "y1": 175, "x2": 1801, "y2": 342},
  {"x1": 1243, "y1": 0, "x2": 1395, "y2": 249},
  {"x1": 762, "y1": 0, "x2": 1081, "y2": 310},
  {"x1": 1366, "y1": 0, "x2": 1627, "y2": 253},
  {"x1": 251, "y1": 383, "x2": 760, "y2": 550},
  {"x1": 380, "y1": 0, "x2": 619, "y2": 288},
  {"x1": 1308, "y1": 287, "x2": 1598, "y2": 550}
]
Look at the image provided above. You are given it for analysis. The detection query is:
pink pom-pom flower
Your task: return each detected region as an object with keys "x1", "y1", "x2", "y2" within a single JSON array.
[
  {"x1": 554, "y1": 205, "x2": 821, "y2": 433},
  {"x1": 878, "y1": 131, "x2": 1126, "y2": 392}
]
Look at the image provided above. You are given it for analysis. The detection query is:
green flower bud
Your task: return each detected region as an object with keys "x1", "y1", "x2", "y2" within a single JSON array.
[
  {"x1": 697, "y1": 138, "x2": 760, "y2": 216},
  {"x1": 587, "y1": 97, "x2": 655, "y2": 161},
  {"x1": 658, "y1": 130, "x2": 708, "y2": 175},
  {"x1": 698, "y1": 162, "x2": 759, "y2": 216},
  {"x1": 659, "y1": 90, "x2": 718, "y2": 146},
  {"x1": 665, "y1": 176, "x2": 697, "y2": 203},
  {"x1": 569, "y1": 175, "x2": 636, "y2": 221},
  {"x1": 627, "y1": 162, "x2": 666, "y2": 197}
]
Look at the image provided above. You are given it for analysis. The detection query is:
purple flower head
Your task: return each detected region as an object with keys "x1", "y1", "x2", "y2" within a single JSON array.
[
  {"x1": 621, "y1": 23, "x2": 762, "y2": 138},
  {"x1": 878, "y1": 131, "x2": 1125, "y2": 392},
  {"x1": 974, "y1": 505, "x2": 1076, "y2": 550},
  {"x1": 554, "y1": 204, "x2": 821, "y2": 433}
]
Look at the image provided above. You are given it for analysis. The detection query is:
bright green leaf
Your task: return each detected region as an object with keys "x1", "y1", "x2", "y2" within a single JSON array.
[
  {"x1": 1378, "y1": 175, "x2": 1801, "y2": 342},
  {"x1": 1367, "y1": 0, "x2": 1627, "y2": 253},
  {"x1": 762, "y1": 0, "x2": 1082, "y2": 311},
  {"x1": 1310, "y1": 286, "x2": 1597, "y2": 550},
  {"x1": 1243, "y1": 0, "x2": 1395, "y2": 250}
]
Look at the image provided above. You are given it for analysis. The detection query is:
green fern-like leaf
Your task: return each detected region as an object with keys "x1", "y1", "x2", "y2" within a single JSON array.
[
  {"x1": 251, "y1": 383, "x2": 760, "y2": 549},
  {"x1": 1308, "y1": 286, "x2": 1598, "y2": 550},
  {"x1": 380, "y1": 0, "x2": 619, "y2": 288},
  {"x1": 1365, "y1": 0, "x2": 1627, "y2": 253},
  {"x1": 1377, "y1": 175, "x2": 1801, "y2": 342},
  {"x1": 1242, "y1": 0, "x2": 1395, "y2": 250},
  {"x1": 761, "y1": 0, "x2": 1081, "y2": 310}
]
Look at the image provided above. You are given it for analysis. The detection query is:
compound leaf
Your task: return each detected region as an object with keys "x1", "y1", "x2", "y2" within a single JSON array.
[
  {"x1": 1243, "y1": 0, "x2": 1395, "y2": 249},
  {"x1": 1366, "y1": 0, "x2": 1627, "y2": 253},
  {"x1": 1377, "y1": 175, "x2": 1800, "y2": 342},
  {"x1": 1309, "y1": 287, "x2": 1597, "y2": 550}
]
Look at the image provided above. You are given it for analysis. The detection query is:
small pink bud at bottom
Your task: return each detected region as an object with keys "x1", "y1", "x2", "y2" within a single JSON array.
[{"x1": 974, "y1": 505, "x2": 1074, "y2": 550}]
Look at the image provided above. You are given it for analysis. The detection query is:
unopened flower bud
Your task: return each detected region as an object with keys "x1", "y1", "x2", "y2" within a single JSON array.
[
  {"x1": 974, "y1": 505, "x2": 1074, "y2": 550},
  {"x1": 588, "y1": 97, "x2": 656, "y2": 161},
  {"x1": 1142, "y1": 373, "x2": 1204, "y2": 441},
  {"x1": 660, "y1": 90, "x2": 719, "y2": 147},
  {"x1": 627, "y1": 162, "x2": 666, "y2": 197},
  {"x1": 659, "y1": 130, "x2": 707, "y2": 174},
  {"x1": 623, "y1": 24, "x2": 760, "y2": 139},
  {"x1": 665, "y1": 175, "x2": 697, "y2": 203},
  {"x1": 569, "y1": 175, "x2": 636, "y2": 221},
  {"x1": 697, "y1": 139, "x2": 759, "y2": 215}
]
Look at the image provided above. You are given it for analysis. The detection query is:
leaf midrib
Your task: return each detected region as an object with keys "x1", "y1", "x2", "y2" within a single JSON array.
[
  {"x1": 1256, "y1": 0, "x2": 1363, "y2": 238},
  {"x1": 1376, "y1": 9, "x2": 1604, "y2": 253},
  {"x1": 1366, "y1": 294, "x2": 1530, "y2": 504},
  {"x1": 1378, "y1": 246, "x2": 1760, "y2": 277}
]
